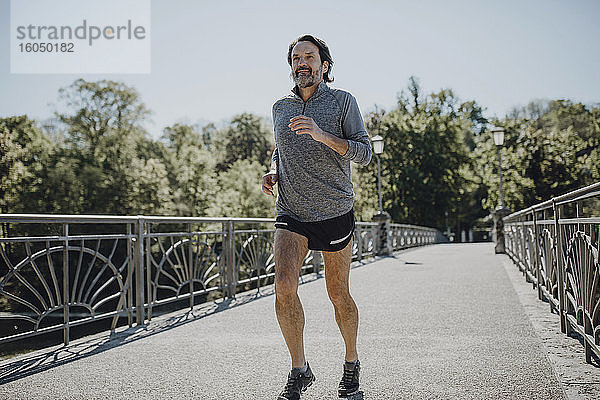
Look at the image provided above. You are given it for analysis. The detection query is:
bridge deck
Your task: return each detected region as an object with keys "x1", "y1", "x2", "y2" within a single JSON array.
[{"x1": 0, "y1": 243, "x2": 594, "y2": 399}]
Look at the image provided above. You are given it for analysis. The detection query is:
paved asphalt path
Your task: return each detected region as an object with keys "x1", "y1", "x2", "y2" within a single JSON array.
[{"x1": 0, "y1": 243, "x2": 568, "y2": 399}]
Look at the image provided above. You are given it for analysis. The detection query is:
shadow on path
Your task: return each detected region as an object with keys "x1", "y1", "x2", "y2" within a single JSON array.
[
  {"x1": 0, "y1": 282, "x2": 284, "y2": 384},
  {"x1": 0, "y1": 251, "x2": 417, "y2": 386}
]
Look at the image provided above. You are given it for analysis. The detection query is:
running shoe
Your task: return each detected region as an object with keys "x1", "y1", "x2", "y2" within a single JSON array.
[
  {"x1": 338, "y1": 360, "x2": 360, "y2": 398},
  {"x1": 277, "y1": 362, "x2": 315, "y2": 400}
]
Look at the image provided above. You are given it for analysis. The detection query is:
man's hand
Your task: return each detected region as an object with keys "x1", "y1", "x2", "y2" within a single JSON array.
[
  {"x1": 288, "y1": 116, "x2": 327, "y2": 142},
  {"x1": 262, "y1": 171, "x2": 278, "y2": 196},
  {"x1": 289, "y1": 115, "x2": 349, "y2": 156}
]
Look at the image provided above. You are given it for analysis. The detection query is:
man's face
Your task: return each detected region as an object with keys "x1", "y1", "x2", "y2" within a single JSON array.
[{"x1": 291, "y1": 41, "x2": 328, "y2": 89}]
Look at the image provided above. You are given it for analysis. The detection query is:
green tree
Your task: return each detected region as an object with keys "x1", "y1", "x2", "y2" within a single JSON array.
[
  {"x1": 0, "y1": 116, "x2": 54, "y2": 214},
  {"x1": 162, "y1": 123, "x2": 216, "y2": 216},
  {"x1": 0, "y1": 123, "x2": 27, "y2": 216},
  {"x1": 54, "y1": 79, "x2": 173, "y2": 215},
  {"x1": 474, "y1": 100, "x2": 600, "y2": 212},
  {"x1": 213, "y1": 113, "x2": 274, "y2": 171},
  {"x1": 362, "y1": 77, "x2": 486, "y2": 231},
  {"x1": 125, "y1": 157, "x2": 173, "y2": 215},
  {"x1": 207, "y1": 159, "x2": 274, "y2": 218},
  {"x1": 351, "y1": 161, "x2": 379, "y2": 222},
  {"x1": 58, "y1": 79, "x2": 150, "y2": 155}
]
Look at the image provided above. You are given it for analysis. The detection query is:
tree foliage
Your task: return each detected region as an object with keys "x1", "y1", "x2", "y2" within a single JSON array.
[
  {"x1": 0, "y1": 116, "x2": 53, "y2": 214},
  {"x1": 213, "y1": 112, "x2": 273, "y2": 172},
  {"x1": 161, "y1": 123, "x2": 215, "y2": 216},
  {"x1": 361, "y1": 77, "x2": 488, "y2": 230},
  {"x1": 0, "y1": 80, "x2": 276, "y2": 220},
  {"x1": 1, "y1": 78, "x2": 598, "y2": 240},
  {"x1": 207, "y1": 159, "x2": 275, "y2": 218},
  {"x1": 474, "y1": 99, "x2": 600, "y2": 211}
]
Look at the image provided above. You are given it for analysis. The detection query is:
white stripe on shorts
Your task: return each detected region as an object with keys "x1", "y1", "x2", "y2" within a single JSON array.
[{"x1": 329, "y1": 230, "x2": 353, "y2": 245}]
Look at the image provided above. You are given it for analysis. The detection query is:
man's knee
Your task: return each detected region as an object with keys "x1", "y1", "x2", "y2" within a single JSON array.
[
  {"x1": 273, "y1": 229, "x2": 307, "y2": 300},
  {"x1": 275, "y1": 272, "x2": 299, "y2": 299},
  {"x1": 326, "y1": 284, "x2": 351, "y2": 306}
]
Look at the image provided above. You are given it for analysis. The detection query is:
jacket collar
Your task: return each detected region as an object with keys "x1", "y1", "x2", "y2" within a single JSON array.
[{"x1": 291, "y1": 80, "x2": 328, "y2": 101}]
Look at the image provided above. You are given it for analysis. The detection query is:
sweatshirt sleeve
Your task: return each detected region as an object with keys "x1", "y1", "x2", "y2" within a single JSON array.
[
  {"x1": 339, "y1": 93, "x2": 372, "y2": 166},
  {"x1": 271, "y1": 104, "x2": 279, "y2": 166}
]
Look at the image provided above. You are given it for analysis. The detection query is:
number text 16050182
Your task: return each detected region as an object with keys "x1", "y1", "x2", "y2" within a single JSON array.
[{"x1": 19, "y1": 42, "x2": 74, "y2": 52}]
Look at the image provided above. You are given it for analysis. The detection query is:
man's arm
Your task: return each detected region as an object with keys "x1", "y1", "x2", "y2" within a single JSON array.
[
  {"x1": 262, "y1": 148, "x2": 278, "y2": 196},
  {"x1": 337, "y1": 92, "x2": 372, "y2": 166},
  {"x1": 262, "y1": 105, "x2": 279, "y2": 197},
  {"x1": 288, "y1": 92, "x2": 372, "y2": 166},
  {"x1": 339, "y1": 132, "x2": 371, "y2": 166},
  {"x1": 288, "y1": 116, "x2": 349, "y2": 156}
]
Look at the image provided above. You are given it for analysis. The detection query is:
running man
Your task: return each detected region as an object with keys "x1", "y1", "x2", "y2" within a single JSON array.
[{"x1": 261, "y1": 34, "x2": 372, "y2": 399}]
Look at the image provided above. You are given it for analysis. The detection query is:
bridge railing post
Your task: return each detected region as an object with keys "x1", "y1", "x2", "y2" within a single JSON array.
[
  {"x1": 519, "y1": 216, "x2": 529, "y2": 274},
  {"x1": 62, "y1": 223, "x2": 70, "y2": 346},
  {"x1": 357, "y1": 228, "x2": 363, "y2": 262},
  {"x1": 372, "y1": 212, "x2": 392, "y2": 256},
  {"x1": 532, "y1": 209, "x2": 543, "y2": 300},
  {"x1": 312, "y1": 250, "x2": 322, "y2": 275},
  {"x1": 127, "y1": 222, "x2": 134, "y2": 327},
  {"x1": 552, "y1": 200, "x2": 568, "y2": 334},
  {"x1": 370, "y1": 225, "x2": 377, "y2": 256},
  {"x1": 221, "y1": 220, "x2": 236, "y2": 299},
  {"x1": 134, "y1": 216, "x2": 146, "y2": 325},
  {"x1": 188, "y1": 222, "x2": 194, "y2": 310},
  {"x1": 493, "y1": 207, "x2": 511, "y2": 253}
]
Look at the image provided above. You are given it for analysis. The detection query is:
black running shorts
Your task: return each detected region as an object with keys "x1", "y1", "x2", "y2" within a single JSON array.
[{"x1": 274, "y1": 209, "x2": 355, "y2": 252}]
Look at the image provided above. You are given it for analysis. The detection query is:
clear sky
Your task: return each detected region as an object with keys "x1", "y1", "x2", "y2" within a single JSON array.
[{"x1": 1, "y1": 0, "x2": 599, "y2": 139}]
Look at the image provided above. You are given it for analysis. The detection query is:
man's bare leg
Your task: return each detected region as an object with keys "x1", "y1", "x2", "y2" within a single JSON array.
[
  {"x1": 274, "y1": 228, "x2": 309, "y2": 368},
  {"x1": 323, "y1": 238, "x2": 358, "y2": 362}
]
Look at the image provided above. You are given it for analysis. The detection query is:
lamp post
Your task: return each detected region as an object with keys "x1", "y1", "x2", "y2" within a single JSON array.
[
  {"x1": 371, "y1": 135, "x2": 384, "y2": 213},
  {"x1": 492, "y1": 127, "x2": 505, "y2": 209},
  {"x1": 491, "y1": 127, "x2": 510, "y2": 254},
  {"x1": 370, "y1": 134, "x2": 391, "y2": 255}
]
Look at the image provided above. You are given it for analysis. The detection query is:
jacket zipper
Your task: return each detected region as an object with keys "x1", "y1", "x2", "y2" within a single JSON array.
[{"x1": 298, "y1": 86, "x2": 320, "y2": 114}]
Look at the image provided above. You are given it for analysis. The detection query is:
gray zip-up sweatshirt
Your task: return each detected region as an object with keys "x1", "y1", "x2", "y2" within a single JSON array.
[{"x1": 272, "y1": 81, "x2": 372, "y2": 222}]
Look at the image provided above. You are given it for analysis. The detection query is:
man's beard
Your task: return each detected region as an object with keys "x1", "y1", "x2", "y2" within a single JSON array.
[{"x1": 292, "y1": 65, "x2": 322, "y2": 88}]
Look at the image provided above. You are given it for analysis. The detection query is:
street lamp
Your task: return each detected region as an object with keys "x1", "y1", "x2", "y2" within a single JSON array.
[
  {"x1": 491, "y1": 127, "x2": 505, "y2": 209},
  {"x1": 371, "y1": 135, "x2": 384, "y2": 213},
  {"x1": 490, "y1": 127, "x2": 511, "y2": 254},
  {"x1": 370, "y1": 134, "x2": 391, "y2": 256}
]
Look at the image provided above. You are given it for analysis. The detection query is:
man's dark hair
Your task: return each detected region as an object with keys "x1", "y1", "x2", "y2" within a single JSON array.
[{"x1": 287, "y1": 34, "x2": 334, "y2": 83}]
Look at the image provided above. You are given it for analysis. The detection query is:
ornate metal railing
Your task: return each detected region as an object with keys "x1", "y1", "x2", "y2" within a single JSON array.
[
  {"x1": 0, "y1": 214, "x2": 442, "y2": 347},
  {"x1": 390, "y1": 223, "x2": 444, "y2": 248},
  {"x1": 504, "y1": 182, "x2": 600, "y2": 363}
]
